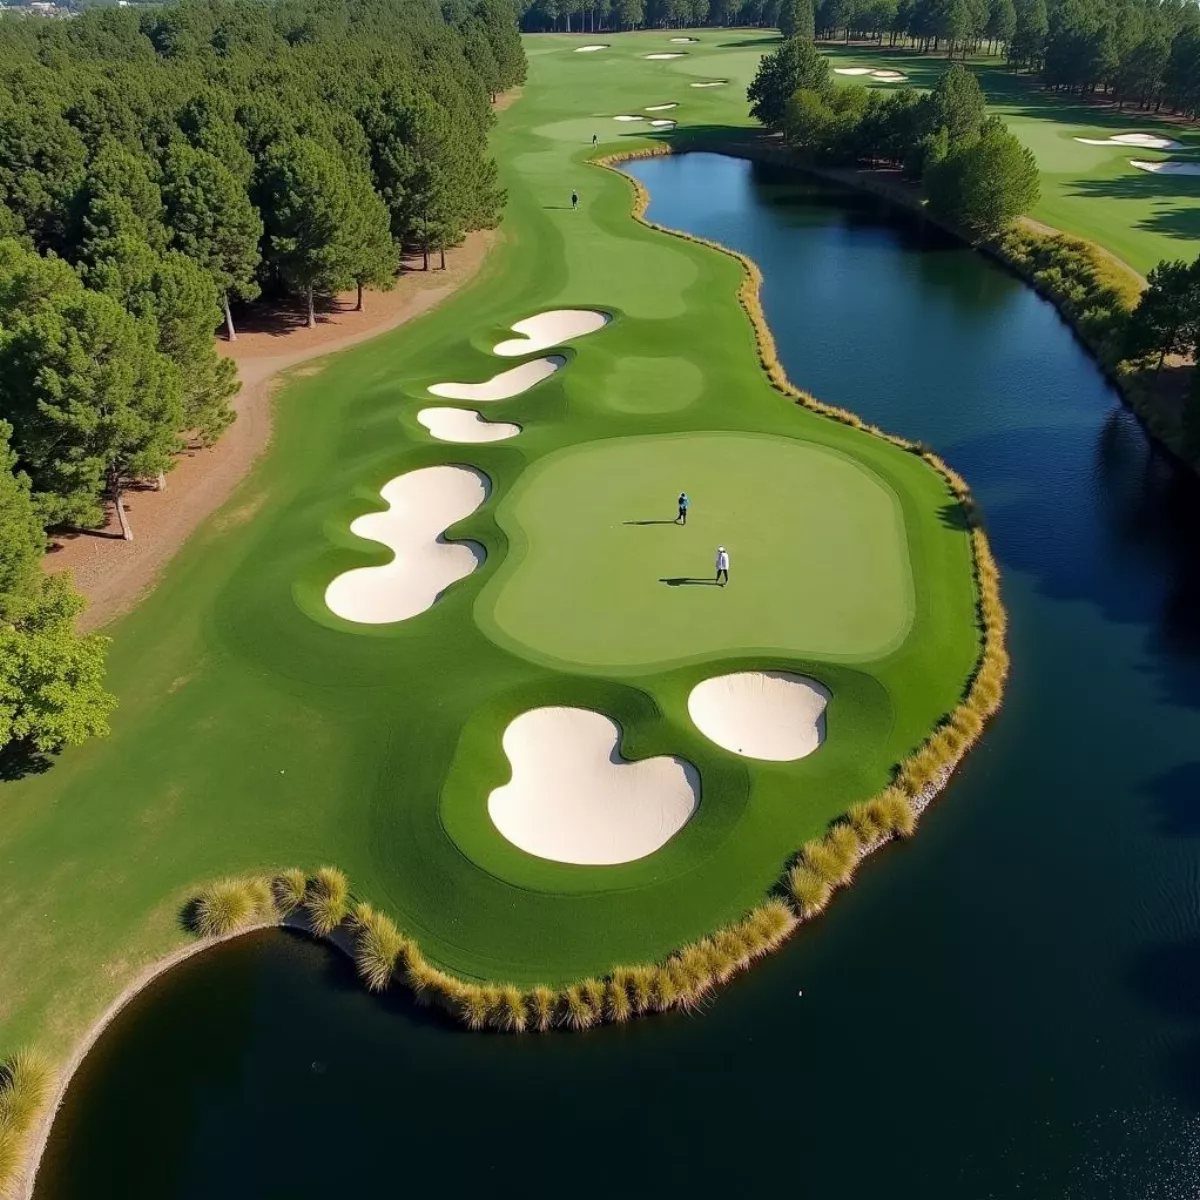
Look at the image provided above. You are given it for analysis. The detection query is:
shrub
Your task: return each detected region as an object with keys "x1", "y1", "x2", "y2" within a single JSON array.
[
  {"x1": 193, "y1": 878, "x2": 257, "y2": 937},
  {"x1": 306, "y1": 865, "x2": 349, "y2": 936},
  {"x1": 273, "y1": 868, "x2": 308, "y2": 915},
  {"x1": 351, "y1": 902, "x2": 406, "y2": 992}
]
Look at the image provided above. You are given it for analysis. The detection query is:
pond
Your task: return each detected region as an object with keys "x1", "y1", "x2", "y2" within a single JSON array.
[{"x1": 35, "y1": 153, "x2": 1200, "y2": 1199}]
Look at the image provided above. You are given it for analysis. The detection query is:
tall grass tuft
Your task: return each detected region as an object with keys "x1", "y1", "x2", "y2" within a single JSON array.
[
  {"x1": 351, "y1": 902, "x2": 406, "y2": 993},
  {"x1": 0, "y1": 1049, "x2": 51, "y2": 1190},
  {"x1": 459, "y1": 984, "x2": 495, "y2": 1031},
  {"x1": 846, "y1": 800, "x2": 885, "y2": 845},
  {"x1": 273, "y1": 868, "x2": 308, "y2": 915},
  {"x1": 563, "y1": 982, "x2": 602, "y2": 1030},
  {"x1": 493, "y1": 985, "x2": 528, "y2": 1033},
  {"x1": 529, "y1": 986, "x2": 557, "y2": 1032},
  {"x1": 246, "y1": 876, "x2": 278, "y2": 922},
  {"x1": 306, "y1": 865, "x2": 349, "y2": 936},
  {"x1": 800, "y1": 835, "x2": 854, "y2": 887},
  {"x1": 753, "y1": 898, "x2": 798, "y2": 946},
  {"x1": 406, "y1": 956, "x2": 463, "y2": 1008},
  {"x1": 606, "y1": 969, "x2": 634, "y2": 1023},
  {"x1": 650, "y1": 965, "x2": 679, "y2": 1012},
  {"x1": 872, "y1": 788, "x2": 917, "y2": 837},
  {"x1": 193, "y1": 878, "x2": 257, "y2": 937},
  {"x1": 788, "y1": 863, "x2": 833, "y2": 917},
  {"x1": 628, "y1": 965, "x2": 656, "y2": 1015}
]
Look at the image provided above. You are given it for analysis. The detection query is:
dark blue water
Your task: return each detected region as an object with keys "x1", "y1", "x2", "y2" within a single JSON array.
[{"x1": 36, "y1": 154, "x2": 1200, "y2": 1200}]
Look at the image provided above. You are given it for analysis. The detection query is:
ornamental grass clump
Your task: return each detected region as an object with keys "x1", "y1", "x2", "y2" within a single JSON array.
[
  {"x1": 306, "y1": 865, "x2": 349, "y2": 936},
  {"x1": 800, "y1": 833, "x2": 856, "y2": 887},
  {"x1": 273, "y1": 868, "x2": 308, "y2": 915},
  {"x1": 193, "y1": 878, "x2": 258, "y2": 937},
  {"x1": 788, "y1": 863, "x2": 833, "y2": 917},
  {"x1": 351, "y1": 902, "x2": 406, "y2": 993},
  {"x1": 0, "y1": 1049, "x2": 50, "y2": 1190},
  {"x1": 493, "y1": 985, "x2": 528, "y2": 1033},
  {"x1": 460, "y1": 985, "x2": 495, "y2": 1031},
  {"x1": 606, "y1": 970, "x2": 634, "y2": 1023},
  {"x1": 628, "y1": 965, "x2": 656, "y2": 1015},
  {"x1": 529, "y1": 986, "x2": 557, "y2": 1032},
  {"x1": 563, "y1": 983, "x2": 601, "y2": 1030},
  {"x1": 650, "y1": 965, "x2": 680, "y2": 1012}
]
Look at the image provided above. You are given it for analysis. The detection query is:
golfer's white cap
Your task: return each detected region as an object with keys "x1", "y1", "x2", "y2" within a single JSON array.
[{"x1": 718, "y1": 546, "x2": 725, "y2": 551}]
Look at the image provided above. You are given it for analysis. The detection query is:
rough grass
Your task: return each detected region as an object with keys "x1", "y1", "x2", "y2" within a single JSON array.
[
  {"x1": 0, "y1": 1049, "x2": 50, "y2": 1194},
  {"x1": 306, "y1": 865, "x2": 350, "y2": 937}
]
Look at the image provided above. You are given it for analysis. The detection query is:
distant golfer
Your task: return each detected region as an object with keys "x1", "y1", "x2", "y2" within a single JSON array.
[
  {"x1": 571, "y1": 190, "x2": 579, "y2": 209},
  {"x1": 677, "y1": 491, "x2": 689, "y2": 525},
  {"x1": 715, "y1": 545, "x2": 729, "y2": 586},
  {"x1": 592, "y1": 133, "x2": 598, "y2": 145}
]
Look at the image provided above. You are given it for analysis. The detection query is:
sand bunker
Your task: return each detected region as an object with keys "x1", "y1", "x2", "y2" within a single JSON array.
[
  {"x1": 417, "y1": 408, "x2": 519, "y2": 444},
  {"x1": 688, "y1": 671, "x2": 830, "y2": 762},
  {"x1": 493, "y1": 309, "x2": 610, "y2": 357},
  {"x1": 1075, "y1": 132, "x2": 1182, "y2": 149},
  {"x1": 613, "y1": 114, "x2": 644, "y2": 121},
  {"x1": 871, "y1": 70, "x2": 907, "y2": 80},
  {"x1": 428, "y1": 356, "x2": 564, "y2": 402},
  {"x1": 575, "y1": 44, "x2": 608, "y2": 51},
  {"x1": 325, "y1": 465, "x2": 487, "y2": 625},
  {"x1": 487, "y1": 707, "x2": 699, "y2": 865},
  {"x1": 690, "y1": 80, "x2": 726, "y2": 87},
  {"x1": 649, "y1": 119, "x2": 676, "y2": 128},
  {"x1": 645, "y1": 52, "x2": 685, "y2": 59},
  {"x1": 834, "y1": 67, "x2": 872, "y2": 75},
  {"x1": 1130, "y1": 159, "x2": 1200, "y2": 175},
  {"x1": 670, "y1": 36, "x2": 699, "y2": 42},
  {"x1": 645, "y1": 103, "x2": 678, "y2": 111}
]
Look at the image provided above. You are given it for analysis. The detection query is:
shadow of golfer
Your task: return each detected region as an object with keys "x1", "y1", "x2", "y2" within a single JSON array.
[
  {"x1": 625, "y1": 519, "x2": 679, "y2": 526},
  {"x1": 660, "y1": 577, "x2": 719, "y2": 586}
]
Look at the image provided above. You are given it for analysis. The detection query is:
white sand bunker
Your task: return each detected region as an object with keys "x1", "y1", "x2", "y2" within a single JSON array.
[
  {"x1": 417, "y1": 408, "x2": 519, "y2": 444},
  {"x1": 493, "y1": 309, "x2": 610, "y2": 357},
  {"x1": 1130, "y1": 158, "x2": 1200, "y2": 175},
  {"x1": 650, "y1": 119, "x2": 676, "y2": 128},
  {"x1": 690, "y1": 80, "x2": 726, "y2": 87},
  {"x1": 575, "y1": 44, "x2": 608, "y2": 52},
  {"x1": 834, "y1": 67, "x2": 872, "y2": 75},
  {"x1": 670, "y1": 36, "x2": 699, "y2": 42},
  {"x1": 428, "y1": 356, "x2": 565, "y2": 402},
  {"x1": 1075, "y1": 132, "x2": 1182, "y2": 149},
  {"x1": 325, "y1": 465, "x2": 487, "y2": 625},
  {"x1": 645, "y1": 52, "x2": 685, "y2": 59},
  {"x1": 613, "y1": 114, "x2": 644, "y2": 121},
  {"x1": 645, "y1": 103, "x2": 678, "y2": 111},
  {"x1": 488, "y1": 707, "x2": 699, "y2": 865},
  {"x1": 871, "y1": 70, "x2": 907, "y2": 80},
  {"x1": 688, "y1": 671, "x2": 830, "y2": 762}
]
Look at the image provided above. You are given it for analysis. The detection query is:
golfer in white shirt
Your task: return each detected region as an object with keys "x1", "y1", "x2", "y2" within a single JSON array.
[{"x1": 715, "y1": 546, "x2": 729, "y2": 586}]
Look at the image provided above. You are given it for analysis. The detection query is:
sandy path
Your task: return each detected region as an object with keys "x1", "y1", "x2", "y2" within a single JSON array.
[{"x1": 43, "y1": 230, "x2": 497, "y2": 633}]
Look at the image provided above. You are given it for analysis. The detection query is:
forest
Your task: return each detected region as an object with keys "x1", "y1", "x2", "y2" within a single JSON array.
[{"x1": 0, "y1": 0, "x2": 524, "y2": 758}]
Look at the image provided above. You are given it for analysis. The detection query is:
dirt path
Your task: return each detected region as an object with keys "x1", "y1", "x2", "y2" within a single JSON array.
[{"x1": 44, "y1": 231, "x2": 497, "y2": 632}]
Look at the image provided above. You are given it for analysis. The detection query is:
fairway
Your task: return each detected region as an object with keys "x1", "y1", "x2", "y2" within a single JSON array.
[
  {"x1": 481, "y1": 432, "x2": 914, "y2": 671},
  {"x1": 0, "y1": 29, "x2": 988, "y2": 1071}
]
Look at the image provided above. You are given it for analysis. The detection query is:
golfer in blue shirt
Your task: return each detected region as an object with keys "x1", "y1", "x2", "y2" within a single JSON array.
[{"x1": 677, "y1": 492, "x2": 689, "y2": 525}]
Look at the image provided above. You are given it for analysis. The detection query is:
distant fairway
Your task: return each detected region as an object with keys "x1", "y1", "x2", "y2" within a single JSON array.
[
  {"x1": 481, "y1": 432, "x2": 914, "y2": 671},
  {"x1": 822, "y1": 45, "x2": 1200, "y2": 277}
]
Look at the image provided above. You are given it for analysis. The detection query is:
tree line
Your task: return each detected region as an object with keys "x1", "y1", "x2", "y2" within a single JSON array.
[
  {"x1": 0, "y1": 0, "x2": 524, "y2": 760},
  {"x1": 749, "y1": 38, "x2": 1040, "y2": 233}
]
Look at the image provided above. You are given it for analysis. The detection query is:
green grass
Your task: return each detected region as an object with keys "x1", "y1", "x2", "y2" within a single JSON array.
[
  {"x1": 820, "y1": 44, "x2": 1200, "y2": 277},
  {"x1": 0, "y1": 30, "x2": 980, "y2": 1058}
]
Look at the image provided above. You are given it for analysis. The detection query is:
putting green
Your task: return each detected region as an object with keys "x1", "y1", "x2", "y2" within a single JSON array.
[{"x1": 479, "y1": 432, "x2": 914, "y2": 672}]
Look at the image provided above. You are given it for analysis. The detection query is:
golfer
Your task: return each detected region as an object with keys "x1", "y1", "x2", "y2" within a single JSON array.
[
  {"x1": 571, "y1": 190, "x2": 579, "y2": 209},
  {"x1": 715, "y1": 545, "x2": 729, "y2": 586},
  {"x1": 592, "y1": 133, "x2": 598, "y2": 145},
  {"x1": 677, "y1": 491, "x2": 689, "y2": 525}
]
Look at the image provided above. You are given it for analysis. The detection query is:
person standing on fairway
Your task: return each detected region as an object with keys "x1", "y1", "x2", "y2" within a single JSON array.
[
  {"x1": 715, "y1": 545, "x2": 729, "y2": 586},
  {"x1": 571, "y1": 190, "x2": 579, "y2": 210},
  {"x1": 677, "y1": 492, "x2": 689, "y2": 524},
  {"x1": 592, "y1": 133, "x2": 598, "y2": 146}
]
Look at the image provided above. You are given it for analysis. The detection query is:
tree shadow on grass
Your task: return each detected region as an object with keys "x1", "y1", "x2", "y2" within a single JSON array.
[
  {"x1": 1064, "y1": 173, "x2": 1200, "y2": 243},
  {"x1": 939, "y1": 500, "x2": 976, "y2": 532},
  {"x1": 0, "y1": 741, "x2": 54, "y2": 782}
]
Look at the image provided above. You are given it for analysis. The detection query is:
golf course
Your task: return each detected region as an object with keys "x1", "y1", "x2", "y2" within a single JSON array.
[{"x1": 0, "y1": 35, "x2": 1022, "y2": 1172}]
